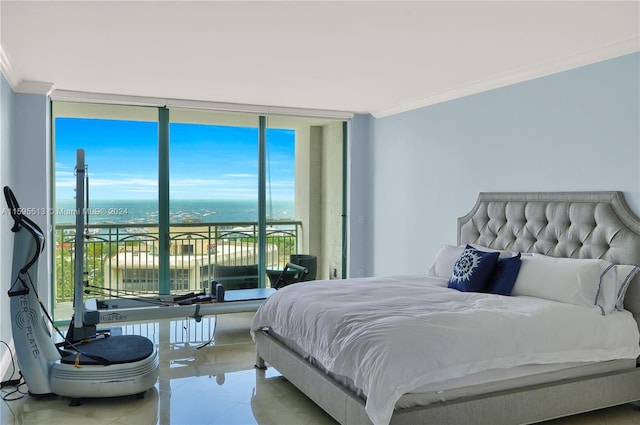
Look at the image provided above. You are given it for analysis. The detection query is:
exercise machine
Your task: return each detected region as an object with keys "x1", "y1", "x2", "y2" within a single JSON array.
[{"x1": 5, "y1": 184, "x2": 159, "y2": 402}]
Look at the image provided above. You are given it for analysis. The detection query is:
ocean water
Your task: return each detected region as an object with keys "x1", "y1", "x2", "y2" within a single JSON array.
[{"x1": 54, "y1": 198, "x2": 294, "y2": 225}]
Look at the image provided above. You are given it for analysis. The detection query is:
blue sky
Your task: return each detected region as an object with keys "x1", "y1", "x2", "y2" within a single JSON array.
[{"x1": 55, "y1": 118, "x2": 295, "y2": 201}]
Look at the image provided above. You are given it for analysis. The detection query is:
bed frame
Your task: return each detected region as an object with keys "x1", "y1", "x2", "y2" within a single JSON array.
[{"x1": 254, "y1": 192, "x2": 640, "y2": 425}]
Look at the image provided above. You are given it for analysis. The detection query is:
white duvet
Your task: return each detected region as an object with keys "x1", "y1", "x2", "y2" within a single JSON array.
[{"x1": 250, "y1": 275, "x2": 640, "y2": 425}]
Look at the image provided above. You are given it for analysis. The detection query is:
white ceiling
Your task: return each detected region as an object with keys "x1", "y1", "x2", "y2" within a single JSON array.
[{"x1": 1, "y1": 1, "x2": 639, "y2": 117}]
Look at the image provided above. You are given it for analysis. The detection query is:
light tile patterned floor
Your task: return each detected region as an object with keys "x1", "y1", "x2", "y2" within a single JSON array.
[{"x1": 1, "y1": 312, "x2": 639, "y2": 425}]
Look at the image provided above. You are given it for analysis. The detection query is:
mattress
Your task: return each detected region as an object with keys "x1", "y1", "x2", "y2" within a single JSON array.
[{"x1": 251, "y1": 275, "x2": 640, "y2": 425}]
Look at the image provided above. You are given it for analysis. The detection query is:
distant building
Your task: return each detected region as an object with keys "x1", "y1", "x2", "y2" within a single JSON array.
[{"x1": 105, "y1": 238, "x2": 279, "y2": 293}]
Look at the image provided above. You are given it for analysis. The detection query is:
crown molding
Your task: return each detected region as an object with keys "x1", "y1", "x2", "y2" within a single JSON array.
[
  {"x1": 372, "y1": 37, "x2": 640, "y2": 119},
  {"x1": 0, "y1": 43, "x2": 20, "y2": 90},
  {"x1": 0, "y1": 43, "x2": 54, "y2": 95},
  {"x1": 15, "y1": 80, "x2": 56, "y2": 95}
]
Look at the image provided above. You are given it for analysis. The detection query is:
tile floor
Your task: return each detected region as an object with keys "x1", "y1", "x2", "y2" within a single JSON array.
[{"x1": 1, "y1": 312, "x2": 640, "y2": 425}]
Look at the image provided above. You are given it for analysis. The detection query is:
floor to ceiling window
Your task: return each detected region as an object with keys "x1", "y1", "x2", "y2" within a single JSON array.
[
  {"x1": 53, "y1": 102, "x2": 159, "y2": 321},
  {"x1": 51, "y1": 100, "x2": 346, "y2": 322}
]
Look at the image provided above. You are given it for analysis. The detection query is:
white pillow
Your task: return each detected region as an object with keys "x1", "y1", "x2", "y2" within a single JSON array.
[
  {"x1": 427, "y1": 245, "x2": 464, "y2": 278},
  {"x1": 512, "y1": 255, "x2": 607, "y2": 307},
  {"x1": 512, "y1": 254, "x2": 638, "y2": 314},
  {"x1": 596, "y1": 263, "x2": 640, "y2": 314}
]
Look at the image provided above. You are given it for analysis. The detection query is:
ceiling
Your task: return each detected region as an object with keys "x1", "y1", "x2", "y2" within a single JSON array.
[{"x1": 1, "y1": 1, "x2": 639, "y2": 118}]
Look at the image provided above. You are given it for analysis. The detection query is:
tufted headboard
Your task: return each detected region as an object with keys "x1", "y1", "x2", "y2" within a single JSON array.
[{"x1": 458, "y1": 192, "x2": 640, "y2": 321}]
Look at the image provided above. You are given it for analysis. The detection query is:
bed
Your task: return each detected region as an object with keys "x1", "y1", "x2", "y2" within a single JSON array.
[{"x1": 251, "y1": 192, "x2": 640, "y2": 425}]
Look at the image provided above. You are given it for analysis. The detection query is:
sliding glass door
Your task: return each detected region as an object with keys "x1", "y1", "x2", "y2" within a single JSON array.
[{"x1": 168, "y1": 110, "x2": 262, "y2": 292}]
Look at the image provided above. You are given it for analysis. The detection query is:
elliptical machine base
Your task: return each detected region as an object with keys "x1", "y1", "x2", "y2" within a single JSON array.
[{"x1": 50, "y1": 335, "x2": 159, "y2": 399}]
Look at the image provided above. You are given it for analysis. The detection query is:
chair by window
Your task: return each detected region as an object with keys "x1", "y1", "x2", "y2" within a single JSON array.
[{"x1": 212, "y1": 264, "x2": 259, "y2": 290}]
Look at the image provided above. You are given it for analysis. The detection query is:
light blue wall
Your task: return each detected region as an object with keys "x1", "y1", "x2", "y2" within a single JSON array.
[
  {"x1": 357, "y1": 52, "x2": 640, "y2": 277},
  {"x1": 0, "y1": 74, "x2": 16, "y2": 356},
  {"x1": 0, "y1": 75, "x2": 50, "y2": 355},
  {"x1": 348, "y1": 114, "x2": 375, "y2": 278},
  {"x1": 12, "y1": 93, "x2": 50, "y2": 218}
]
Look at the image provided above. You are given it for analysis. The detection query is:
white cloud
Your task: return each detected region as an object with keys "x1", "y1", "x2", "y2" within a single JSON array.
[{"x1": 224, "y1": 173, "x2": 256, "y2": 179}]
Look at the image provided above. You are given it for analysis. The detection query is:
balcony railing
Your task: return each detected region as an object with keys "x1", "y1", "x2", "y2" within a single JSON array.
[{"x1": 54, "y1": 221, "x2": 302, "y2": 303}]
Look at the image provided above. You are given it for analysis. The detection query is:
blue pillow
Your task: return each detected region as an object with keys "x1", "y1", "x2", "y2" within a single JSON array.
[
  {"x1": 448, "y1": 245, "x2": 500, "y2": 292},
  {"x1": 486, "y1": 253, "x2": 522, "y2": 296}
]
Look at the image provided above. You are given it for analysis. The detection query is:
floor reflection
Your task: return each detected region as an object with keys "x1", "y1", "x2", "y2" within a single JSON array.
[{"x1": 0, "y1": 313, "x2": 337, "y2": 425}]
